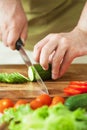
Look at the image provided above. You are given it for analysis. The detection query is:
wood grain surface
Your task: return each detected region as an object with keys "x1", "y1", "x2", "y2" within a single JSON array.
[{"x1": 0, "y1": 64, "x2": 87, "y2": 101}]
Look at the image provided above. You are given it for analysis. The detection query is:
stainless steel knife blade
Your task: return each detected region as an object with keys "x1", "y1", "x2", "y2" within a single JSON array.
[{"x1": 16, "y1": 38, "x2": 49, "y2": 94}]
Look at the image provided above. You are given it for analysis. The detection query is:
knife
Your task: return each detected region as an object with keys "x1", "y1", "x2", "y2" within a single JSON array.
[{"x1": 16, "y1": 38, "x2": 49, "y2": 94}]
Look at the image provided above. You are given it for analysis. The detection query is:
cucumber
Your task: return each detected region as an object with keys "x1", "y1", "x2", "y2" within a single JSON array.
[
  {"x1": 0, "y1": 72, "x2": 29, "y2": 83},
  {"x1": 28, "y1": 64, "x2": 51, "y2": 81},
  {"x1": 64, "y1": 93, "x2": 87, "y2": 110}
]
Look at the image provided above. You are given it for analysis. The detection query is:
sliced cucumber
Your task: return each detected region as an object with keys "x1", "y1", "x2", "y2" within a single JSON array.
[
  {"x1": 28, "y1": 64, "x2": 51, "y2": 81},
  {"x1": 0, "y1": 72, "x2": 29, "y2": 83}
]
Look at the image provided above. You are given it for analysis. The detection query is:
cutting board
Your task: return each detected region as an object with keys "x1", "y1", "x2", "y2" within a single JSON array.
[{"x1": 0, "y1": 64, "x2": 87, "y2": 101}]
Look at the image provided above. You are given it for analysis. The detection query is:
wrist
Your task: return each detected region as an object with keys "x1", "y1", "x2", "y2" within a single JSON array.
[{"x1": 77, "y1": 21, "x2": 87, "y2": 34}]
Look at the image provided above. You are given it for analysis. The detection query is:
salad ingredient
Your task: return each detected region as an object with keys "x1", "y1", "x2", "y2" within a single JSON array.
[
  {"x1": 65, "y1": 93, "x2": 87, "y2": 110},
  {"x1": 30, "y1": 99, "x2": 43, "y2": 110},
  {"x1": 0, "y1": 103, "x2": 87, "y2": 130},
  {"x1": 14, "y1": 100, "x2": 29, "y2": 108},
  {"x1": 0, "y1": 99, "x2": 14, "y2": 113},
  {"x1": 36, "y1": 94, "x2": 52, "y2": 106},
  {"x1": 0, "y1": 72, "x2": 29, "y2": 83},
  {"x1": 70, "y1": 81, "x2": 87, "y2": 86},
  {"x1": 28, "y1": 64, "x2": 51, "y2": 81},
  {"x1": 64, "y1": 81, "x2": 87, "y2": 96},
  {"x1": 50, "y1": 96, "x2": 65, "y2": 106},
  {"x1": 64, "y1": 87, "x2": 81, "y2": 96}
]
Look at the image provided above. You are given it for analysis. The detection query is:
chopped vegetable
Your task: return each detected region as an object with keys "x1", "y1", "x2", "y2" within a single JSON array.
[
  {"x1": 0, "y1": 72, "x2": 29, "y2": 83},
  {"x1": 64, "y1": 87, "x2": 82, "y2": 96},
  {"x1": 70, "y1": 81, "x2": 87, "y2": 86},
  {"x1": 28, "y1": 64, "x2": 51, "y2": 81},
  {"x1": 64, "y1": 81, "x2": 87, "y2": 96}
]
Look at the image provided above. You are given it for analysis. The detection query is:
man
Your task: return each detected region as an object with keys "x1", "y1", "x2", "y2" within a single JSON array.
[{"x1": 0, "y1": 0, "x2": 87, "y2": 79}]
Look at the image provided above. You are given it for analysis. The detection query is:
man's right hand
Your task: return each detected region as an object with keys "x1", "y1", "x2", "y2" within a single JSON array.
[{"x1": 0, "y1": 0, "x2": 28, "y2": 50}]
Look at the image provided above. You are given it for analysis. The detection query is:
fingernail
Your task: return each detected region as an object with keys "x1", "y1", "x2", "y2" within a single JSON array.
[
  {"x1": 43, "y1": 67, "x2": 48, "y2": 70},
  {"x1": 52, "y1": 74, "x2": 58, "y2": 80}
]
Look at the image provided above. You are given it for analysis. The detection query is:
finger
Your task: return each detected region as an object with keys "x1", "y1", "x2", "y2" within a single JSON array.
[
  {"x1": 52, "y1": 38, "x2": 68, "y2": 80},
  {"x1": 7, "y1": 28, "x2": 20, "y2": 50},
  {"x1": 2, "y1": 30, "x2": 8, "y2": 46},
  {"x1": 52, "y1": 47, "x2": 66, "y2": 80},
  {"x1": 58, "y1": 51, "x2": 74, "y2": 78},
  {"x1": 40, "y1": 39, "x2": 58, "y2": 70},
  {"x1": 48, "y1": 51, "x2": 55, "y2": 63},
  {"x1": 33, "y1": 34, "x2": 52, "y2": 62},
  {"x1": 0, "y1": 24, "x2": 8, "y2": 45},
  {"x1": 20, "y1": 23, "x2": 28, "y2": 45}
]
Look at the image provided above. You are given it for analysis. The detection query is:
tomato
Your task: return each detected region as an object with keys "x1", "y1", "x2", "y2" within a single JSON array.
[
  {"x1": 69, "y1": 85, "x2": 87, "y2": 93},
  {"x1": 36, "y1": 94, "x2": 52, "y2": 106},
  {"x1": 30, "y1": 99, "x2": 43, "y2": 110},
  {"x1": 51, "y1": 96, "x2": 65, "y2": 106},
  {"x1": 14, "y1": 100, "x2": 29, "y2": 108},
  {"x1": 64, "y1": 87, "x2": 82, "y2": 96},
  {"x1": 0, "y1": 99, "x2": 14, "y2": 113}
]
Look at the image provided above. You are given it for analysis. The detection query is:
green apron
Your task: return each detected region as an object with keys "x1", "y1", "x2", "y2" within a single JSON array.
[{"x1": 21, "y1": 0, "x2": 86, "y2": 50}]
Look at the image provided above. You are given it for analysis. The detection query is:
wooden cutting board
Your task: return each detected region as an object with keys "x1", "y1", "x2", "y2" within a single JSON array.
[{"x1": 0, "y1": 64, "x2": 87, "y2": 101}]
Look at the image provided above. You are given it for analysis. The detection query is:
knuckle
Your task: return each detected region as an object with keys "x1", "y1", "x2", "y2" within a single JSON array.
[
  {"x1": 52, "y1": 57, "x2": 58, "y2": 65},
  {"x1": 60, "y1": 37, "x2": 69, "y2": 48},
  {"x1": 61, "y1": 37, "x2": 69, "y2": 44},
  {"x1": 42, "y1": 46, "x2": 48, "y2": 53},
  {"x1": 47, "y1": 33, "x2": 56, "y2": 39}
]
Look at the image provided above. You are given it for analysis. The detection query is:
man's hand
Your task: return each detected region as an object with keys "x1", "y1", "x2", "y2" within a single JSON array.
[
  {"x1": 33, "y1": 27, "x2": 87, "y2": 79},
  {"x1": 0, "y1": 0, "x2": 28, "y2": 49},
  {"x1": 34, "y1": 2, "x2": 87, "y2": 80}
]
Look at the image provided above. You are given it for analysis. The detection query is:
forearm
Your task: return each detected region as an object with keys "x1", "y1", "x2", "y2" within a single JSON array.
[{"x1": 77, "y1": 2, "x2": 87, "y2": 33}]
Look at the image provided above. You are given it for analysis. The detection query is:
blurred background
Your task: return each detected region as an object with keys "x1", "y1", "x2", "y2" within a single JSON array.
[{"x1": 0, "y1": 42, "x2": 87, "y2": 65}]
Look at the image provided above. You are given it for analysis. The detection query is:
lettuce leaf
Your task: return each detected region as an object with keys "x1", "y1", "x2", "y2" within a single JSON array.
[{"x1": 0, "y1": 103, "x2": 87, "y2": 130}]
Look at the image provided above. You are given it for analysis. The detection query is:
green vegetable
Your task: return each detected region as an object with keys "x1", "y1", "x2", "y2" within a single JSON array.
[
  {"x1": 0, "y1": 72, "x2": 29, "y2": 83},
  {"x1": 0, "y1": 103, "x2": 87, "y2": 130},
  {"x1": 64, "y1": 93, "x2": 87, "y2": 110},
  {"x1": 28, "y1": 64, "x2": 52, "y2": 81}
]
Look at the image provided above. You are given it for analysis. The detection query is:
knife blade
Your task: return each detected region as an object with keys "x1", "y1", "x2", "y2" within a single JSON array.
[{"x1": 16, "y1": 38, "x2": 49, "y2": 94}]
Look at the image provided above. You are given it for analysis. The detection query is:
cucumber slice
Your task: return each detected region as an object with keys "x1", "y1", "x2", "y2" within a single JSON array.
[
  {"x1": 0, "y1": 72, "x2": 29, "y2": 83},
  {"x1": 28, "y1": 64, "x2": 51, "y2": 81}
]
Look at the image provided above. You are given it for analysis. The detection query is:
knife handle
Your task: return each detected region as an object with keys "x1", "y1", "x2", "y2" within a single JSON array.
[{"x1": 16, "y1": 38, "x2": 23, "y2": 50}]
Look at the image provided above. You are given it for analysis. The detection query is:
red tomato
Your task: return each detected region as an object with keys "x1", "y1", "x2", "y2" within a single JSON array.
[
  {"x1": 30, "y1": 99, "x2": 43, "y2": 110},
  {"x1": 0, "y1": 99, "x2": 14, "y2": 113},
  {"x1": 36, "y1": 94, "x2": 52, "y2": 106},
  {"x1": 14, "y1": 100, "x2": 29, "y2": 108},
  {"x1": 51, "y1": 96, "x2": 65, "y2": 106},
  {"x1": 69, "y1": 85, "x2": 87, "y2": 93},
  {"x1": 64, "y1": 87, "x2": 82, "y2": 96}
]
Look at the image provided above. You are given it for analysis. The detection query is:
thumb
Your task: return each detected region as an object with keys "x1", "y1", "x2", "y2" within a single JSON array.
[{"x1": 7, "y1": 28, "x2": 20, "y2": 50}]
